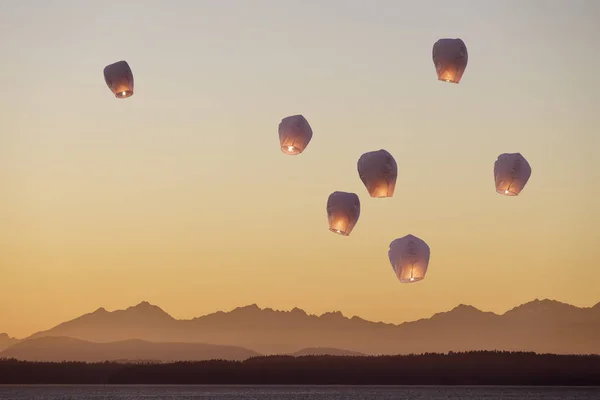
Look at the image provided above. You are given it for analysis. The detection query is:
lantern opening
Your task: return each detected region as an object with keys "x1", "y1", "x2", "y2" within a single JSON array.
[
  {"x1": 398, "y1": 275, "x2": 424, "y2": 283},
  {"x1": 329, "y1": 227, "x2": 349, "y2": 236},
  {"x1": 439, "y1": 77, "x2": 459, "y2": 84},
  {"x1": 115, "y1": 90, "x2": 133, "y2": 99},
  {"x1": 497, "y1": 188, "x2": 519, "y2": 196},
  {"x1": 396, "y1": 262, "x2": 425, "y2": 283},
  {"x1": 496, "y1": 183, "x2": 519, "y2": 196},
  {"x1": 370, "y1": 184, "x2": 393, "y2": 198},
  {"x1": 281, "y1": 145, "x2": 301, "y2": 155},
  {"x1": 436, "y1": 65, "x2": 463, "y2": 83}
]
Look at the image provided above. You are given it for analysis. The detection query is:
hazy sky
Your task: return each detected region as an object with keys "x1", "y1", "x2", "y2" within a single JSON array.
[{"x1": 1, "y1": 0, "x2": 599, "y2": 338}]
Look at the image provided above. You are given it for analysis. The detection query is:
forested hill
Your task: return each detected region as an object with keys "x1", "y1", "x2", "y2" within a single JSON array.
[{"x1": 2, "y1": 351, "x2": 600, "y2": 386}]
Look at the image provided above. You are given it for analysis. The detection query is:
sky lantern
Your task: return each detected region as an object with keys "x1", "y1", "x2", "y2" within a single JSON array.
[
  {"x1": 432, "y1": 38, "x2": 468, "y2": 84},
  {"x1": 278, "y1": 115, "x2": 313, "y2": 155},
  {"x1": 103, "y1": 60, "x2": 134, "y2": 99},
  {"x1": 326, "y1": 191, "x2": 360, "y2": 236},
  {"x1": 357, "y1": 149, "x2": 397, "y2": 198},
  {"x1": 494, "y1": 153, "x2": 532, "y2": 196},
  {"x1": 388, "y1": 234, "x2": 431, "y2": 283}
]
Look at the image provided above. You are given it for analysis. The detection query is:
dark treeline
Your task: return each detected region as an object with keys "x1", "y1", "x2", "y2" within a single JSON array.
[{"x1": 2, "y1": 351, "x2": 600, "y2": 385}]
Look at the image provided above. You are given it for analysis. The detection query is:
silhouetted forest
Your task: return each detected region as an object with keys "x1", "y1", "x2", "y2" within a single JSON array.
[{"x1": 1, "y1": 351, "x2": 600, "y2": 385}]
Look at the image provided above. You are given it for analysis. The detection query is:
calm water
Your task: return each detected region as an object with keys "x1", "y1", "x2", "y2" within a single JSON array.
[{"x1": 0, "y1": 386, "x2": 599, "y2": 399}]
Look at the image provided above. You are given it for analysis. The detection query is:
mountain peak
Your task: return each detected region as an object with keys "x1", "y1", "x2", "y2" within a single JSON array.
[
  {"x1": 427, "y1": 303, "x2": 489, "y2": 322},
  {"x1": 232, "y1": 304, "x2": 261, "y2": 312},
  {"x1": 530, "y1": 298, "x2": 567, "y2": 306},
  {"x1": 452, "y1": 304, "x2": 480, "y2": 312},
  {"x1": 504, "y1": 298, "x2": 576, "y2": 315},
  {"x1": 127, "y1": 301, "x2": 161, "y2": 311},
  {"x1": 433, "y1": 304, "x2": 482, "y2": 317},
  {"x1": 120, "y1": 301, "x2": 174, "y2": 320},
  {"x1": 290, "y1": 307, "x2": 307, "y2": 315},
  {"x1": 531, "y1": 298, "x2": 559, "y2": 305},
  {"x1": 320, "y1": 311, "x2": 345, "y2": 319},
  {"x1": 129, "y1": 301, "x2": 154, "y2": 309}
]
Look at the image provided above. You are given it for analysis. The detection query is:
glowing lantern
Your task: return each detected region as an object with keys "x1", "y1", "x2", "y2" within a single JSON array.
[
  {"x1": 357, "y1": 149, "x2": 397, "y2": 198},
  {"x1": 103, "y1": 61, "x2": 134, "y2": 99},
  {"x1": 388, "y1": 235, "x2": 431, "y2": 283},
  {"x1": 278, "y1": 115, "x2": 313, "y2": 155},
  {"x1": 432, "y1": 38, "x2": 468, "y2": 83},
  {"x1": 326, "y1": 191, "x2": 360, "y2": 236},
  {"x1": 494, "y1": 153, "x2": 532, "y2": 196}
]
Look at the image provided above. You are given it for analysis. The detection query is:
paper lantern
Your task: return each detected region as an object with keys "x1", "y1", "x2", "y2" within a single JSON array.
[
  {"x1": 432, "y1": 38, "x2": 468, "y2": 83},
  {"x1": 388, "y1": 235, "x2": 431, "y2": 283},
  {"x1": 278, "y1": 115, "x2": 313, "y2": 155},
  {"x1": 357, "y1": 149, "x2": 397, "y2": 198},
  {"x1": 494, "y1": 153, "x2": 532, "y2": 196},
  {"x1": 326, "y1": 191, "x2": 360, "y2": 236},
  {"x1": 103, "y1": 60, "x2": 134, "y2": 99}
]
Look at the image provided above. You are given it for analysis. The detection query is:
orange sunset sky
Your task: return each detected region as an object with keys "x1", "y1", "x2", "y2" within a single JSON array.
[{"x1": 1, "y1": 0, "x2": 599, "y2": 338}]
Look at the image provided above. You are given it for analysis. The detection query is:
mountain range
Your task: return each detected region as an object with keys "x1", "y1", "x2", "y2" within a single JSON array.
[{"x1": 1, "y1": 299, "x2": 599, "y2": 362}]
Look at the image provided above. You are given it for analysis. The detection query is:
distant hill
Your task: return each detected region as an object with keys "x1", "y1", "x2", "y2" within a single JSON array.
[
  {"x1": 0, "y1": 336, "x2": 259, "y2": 362},
  {"x1": 290, "y1": 347, "x2": 365, "y2": 357},
  {"x1": 0, "y1": 334, "x2": 19, "y2": 352},
  {"x1": 23, "y1": 299, "x2": 600, "y2": 355}
]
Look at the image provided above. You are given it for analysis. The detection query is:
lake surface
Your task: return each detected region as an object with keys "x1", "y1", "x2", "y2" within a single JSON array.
[{"x1": 0, "y1": 385, "x2": 599, "y2": 399}]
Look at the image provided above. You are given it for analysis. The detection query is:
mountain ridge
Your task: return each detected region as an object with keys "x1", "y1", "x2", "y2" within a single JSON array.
[{"x1": 16, "y1": 298, "x2": 600, "y2": 355}]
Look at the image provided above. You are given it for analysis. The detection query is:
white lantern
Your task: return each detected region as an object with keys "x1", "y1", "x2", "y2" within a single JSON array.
[
  {"x1": 388, "y1": 235, "x2": 431, "y2": 283},
  {"x1": 326, "y1": 191, "x2": 360, "y2": 236},
  {"x1": 494, "y1": 153, "x2": 532, "y2": 196},
  {"x1": 278, "y1": 115, "x2": 313, "y2": 155},
  {"x1": 357, "y1": 149, "x2": 397, "y2": 198},
  {"x1": 432, "y1": 38, "x2": 468, "y2": 84}
]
